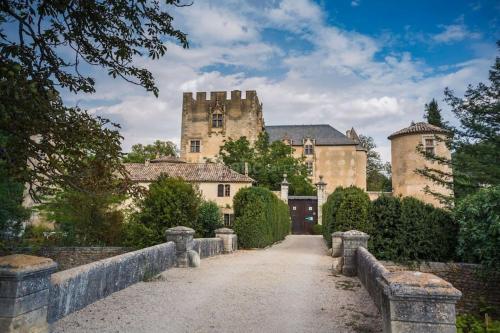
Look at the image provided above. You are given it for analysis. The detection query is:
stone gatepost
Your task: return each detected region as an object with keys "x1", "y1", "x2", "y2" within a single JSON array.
[
  {"x1": 215, "y1": 228, "x2": 237, "y2": 253},
  {"x1": 0, "y1": 254, "x2": 57, "y2": 333},
  {"x1": 280, "y1": 174, "x2": 289, "y2": 204},
  {"x1": 165, "y1": 226, "x2": 196, "y2": 268},
  {"x1": 380, "y1": 271, "x2": 462, "y2": 333},
  {"x1": 315, "y1": 176, "x2": 327, "y2": 225},
  {"x1": 341, "y1": 230, "x2": 369, "y2": 277}
]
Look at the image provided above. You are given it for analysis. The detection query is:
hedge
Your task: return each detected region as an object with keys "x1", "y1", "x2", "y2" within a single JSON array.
[
  {"x1": 456, "y1": 186, "x2": 500, "y2": 271},
  {"x1": 233, "y1": 186, "x2": 290, "y2": 248}
]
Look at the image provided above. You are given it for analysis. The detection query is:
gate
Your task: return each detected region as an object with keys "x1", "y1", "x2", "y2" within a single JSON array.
[{"x1": 288, "y1": 196, "x2": 318, "y2": 235}]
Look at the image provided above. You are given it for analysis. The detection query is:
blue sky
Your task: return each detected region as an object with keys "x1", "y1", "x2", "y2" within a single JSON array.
[{"x1": 64, "y1": 0, "x2": 499, "y2": 161}]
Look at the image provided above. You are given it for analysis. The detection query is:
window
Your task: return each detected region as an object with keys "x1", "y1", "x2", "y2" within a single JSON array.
[
  {"x1": 218, "y1": 184, "x2": 230, "y2": 197},
  {"x1": 423, "y1": 136, "x2": 435, "y2": 155},
  {"x1": 304, "y1": 144, "x2": 314, "y2": 155},
  {"x1": 224, "y1": 214, "x2": 234, "y2": 227},
  {"x1": 292, "y1": 206, "x2": 297, "y2": 211},
  {"x1": 212, "y1": 113, "x2": 223, "y2": 128},
  {"x1": 190, "y1": 140, "x2": 200, "y2": 153},
  {"x1": 306, "y1": 161, "x2": 313, "y2": 176},
  {"x1": 308, "y1": 206, "x2": 313, "y2": 211}
]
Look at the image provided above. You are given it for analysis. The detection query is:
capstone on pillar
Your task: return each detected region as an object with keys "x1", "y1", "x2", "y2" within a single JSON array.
[
  {"x1": 165, "y1": 226, "x2": 198, "y2": 268},
  {"x1": 280, "y1": 174, "x2": 289, "y2": 204},
  {"x1": 215, "y1": 228, "x2": 238, "y2": 253}
]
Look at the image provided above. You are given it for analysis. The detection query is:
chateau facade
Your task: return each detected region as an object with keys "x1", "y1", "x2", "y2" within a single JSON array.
[{"x1": 180, "y1": 90, "x2": 367, "y2": 194}]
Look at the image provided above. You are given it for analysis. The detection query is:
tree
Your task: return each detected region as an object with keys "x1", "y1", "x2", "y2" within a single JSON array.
[
  {"x1": 0, "y1": 1, "x2": 189, "y2": 199},
  {"x1": 424, "y1": 99, "x2": 445, "y2": 128},
  {"x1": 133, "y1": 175, "x2": 202, "y2": 244},
  {"x1": 219, "y1": 132, "x2": 315, "y2": 195},
  {"x1": 123, "y1": 140, "x2": 177, "y2": 163},
  {"x1": 359, "y1": 135, "x2": 391, "y2": 191},
  {"x1": 197, "y1": 201, "x2": 223, "y2": 238},
  {"x1": 417, "y1": 44, "x2": 500, "y2": 204}
]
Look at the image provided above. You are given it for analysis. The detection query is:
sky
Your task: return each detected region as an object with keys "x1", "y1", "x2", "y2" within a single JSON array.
[{"x1": 65, "y1": 0, "x2": 499, "y2": 162}]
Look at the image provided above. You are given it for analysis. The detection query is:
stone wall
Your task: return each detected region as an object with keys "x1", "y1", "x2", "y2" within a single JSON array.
[
  {"x1": 192, "y1": 238, "x2": 224, "y2": 258},
  {"x1": 356, "y1": 247, "x2": 389, "y2": 311},
  {"x1": 48, "y1": 242, "x2": 176, "y2": 323},
  {"x1": 381, "y1": 261, "x2": 500, "y2": 316}
]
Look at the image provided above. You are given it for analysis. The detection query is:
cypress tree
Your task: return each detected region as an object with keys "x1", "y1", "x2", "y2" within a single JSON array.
[{"x1": 424, "y1": 99, "x2": 445, "y2": 128}]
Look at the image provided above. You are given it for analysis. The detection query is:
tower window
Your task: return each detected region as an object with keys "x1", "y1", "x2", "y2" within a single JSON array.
[
  {"x1": 212, "y1": 113, "x2": 223, "y2": 128},
  {"x1": 190, "y1": 140, "x2": 201, "y2": 153},
  {"x1": 423, "y1": 136, "x2": 435, "y2": 155},
  {"x1": 304, "y1": 144, "x2": 314, "y2": 155}
]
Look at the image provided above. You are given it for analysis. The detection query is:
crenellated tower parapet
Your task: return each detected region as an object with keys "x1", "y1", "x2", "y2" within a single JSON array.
[{"x1": 180, "y1": 90, "x2": 264, "y2": 162}]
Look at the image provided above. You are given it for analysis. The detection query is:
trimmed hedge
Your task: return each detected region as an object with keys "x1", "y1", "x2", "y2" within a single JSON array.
[
  {"x1": 233, "y1": 186, "x2": 290, "y2": 248},
  {"x1": 369, "y1": 195, "x2": 457, "y2": 262},
  {"x1": 456, "y1": 186, "x2": 500, "y2": 271},
  {"x1": 322, "y1": 186, "x2": 371, "y2": 247}
]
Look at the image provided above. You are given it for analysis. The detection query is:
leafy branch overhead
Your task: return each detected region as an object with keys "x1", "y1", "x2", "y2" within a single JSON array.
[{"x1": 0, "y1": 0, "x2": 189, "y2": 96}]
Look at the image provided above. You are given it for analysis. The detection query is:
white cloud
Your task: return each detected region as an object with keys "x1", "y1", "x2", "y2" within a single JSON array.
[
  {"x1": 75, "y1": 0, "x2": 494, "y2": 163},
  {"x1": 432, "y1": 19, "x2": 482, "y2": 43},
  {"x1": 351, "y1": 0, "x2": 360, "y2": 7}
]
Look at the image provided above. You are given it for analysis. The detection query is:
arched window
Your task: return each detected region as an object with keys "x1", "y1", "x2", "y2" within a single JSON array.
[
  {"x1": 212, "y1": 113, "x2": 223, "y2": 128},
  {"x1": 217, "y1": 184, "x2": 224, "y2": 197}
]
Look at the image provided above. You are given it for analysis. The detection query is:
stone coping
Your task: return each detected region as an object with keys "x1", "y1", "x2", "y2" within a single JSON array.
[
  {"x1": 0, "y1": 254, "x2": 58, "y2": 279},
  {"x1": 165, "y1": 226, "x2": 195, "y2": 235},
  {"x1": 215, "y1": 228, "x2": 235, "y2": 234}
]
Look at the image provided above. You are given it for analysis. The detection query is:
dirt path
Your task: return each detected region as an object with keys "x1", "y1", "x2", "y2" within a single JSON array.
[{"x1": 53, "y1": 235, "x2": 382, "y2": 333}]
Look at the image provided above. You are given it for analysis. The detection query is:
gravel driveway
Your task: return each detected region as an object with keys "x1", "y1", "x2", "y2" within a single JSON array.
[{"x1": 53, "y1": 235, "x2": 382, "y2": 333}]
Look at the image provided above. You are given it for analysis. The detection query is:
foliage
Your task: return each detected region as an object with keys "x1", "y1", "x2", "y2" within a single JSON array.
[
  {"x1": 358, "y1": 135, "x2": 391, "y2": 192},
  {"x1": 322, "y1": 187, "x2": 347, "y2": 247},
  {"x1": 121, "y1": 220, "x2": 157, "y2": 249},
  {"x1": 122, "y1": 140, "x2": 177, "y2": 163},
  {"x1": 417, "y1": 45, "x2": 500, "y2": 205},
  {"x1": 368, "y1": 196, "x2": 457, "y2": 262},
  {"x1": 233, "y1": 186, "x2": 290, "y2": 248},
  {"x1": 456, "y1": 186, "x2": 500, "y2": 271},
  {"x1": 311, "y1": 224, "x2": 323, "y2": 235},
  {"x1": 132, "y1": 175, "x2": 202, "y2": 244},
  {"x1": 334, "y1": 186, "x2": 372, "y2": 233},
  {"x1": 197, "y1": 201, "x2": 223, "y2": 238},
  {"x1": 424, "y1": 99, "x2": 446, "y2": 128},
  {"x1": 219, "y1": 132, "x2": 316, "y2": 195},
  {"x1": 0, "y1": 0, "x2": 188, "y2": 200},
  {"x1": 456, "y1": 314, "x2": 500, "y2": 333}
]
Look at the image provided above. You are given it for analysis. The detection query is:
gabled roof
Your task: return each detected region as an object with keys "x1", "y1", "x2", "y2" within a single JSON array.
[
  {"x1": 388, "y1": 122, "x2": 450, "y2": 140},
  {"x1": 265, "y1": 124, "x2": 358, "y2": 146},
  {"x1": 124, "y1": 162, "x2": 254, "y2": 183}
]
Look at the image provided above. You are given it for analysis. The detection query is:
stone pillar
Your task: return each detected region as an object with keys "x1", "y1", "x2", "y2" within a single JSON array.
[
  {"x1": 341, "y1": 230, "x2": 369, "y2": 277},
  {"x1": 215, "y1": 228, "x2": 237, "y2": 253},
  {"x1": 0, "y1": 254, "x2": 57, "y2": 333},
  {"x1": 331, "y1": 232, "x2": 344, "y2": 257},
  {"x1": 380, "y1": 271, "x2": 462, "y2": 333},
  {"x1": 165, "y1": 226, "x2": 195, "y2": 268},
  {"x1": 315, "y1": 175, "x2": 327, "y2": 225},
  {"x1": 280, "y1": 174, "x2": 289, "y2": 204}
]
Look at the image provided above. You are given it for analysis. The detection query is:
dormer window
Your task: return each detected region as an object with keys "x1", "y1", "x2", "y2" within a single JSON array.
[
  {"x1": 212, "y1": 113, "x2": 223, "y2": 128},
  {"x1": 304, "y1": 144, "x2": 314, "y2": 155}
]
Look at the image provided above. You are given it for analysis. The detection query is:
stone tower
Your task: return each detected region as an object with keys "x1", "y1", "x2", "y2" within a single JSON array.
[
  {"x1": 388, "y1": 122, "x2": 452, "y2": 207},
  {"x1": 180, "y1": 90, "x2": 264, "y2": 163}
]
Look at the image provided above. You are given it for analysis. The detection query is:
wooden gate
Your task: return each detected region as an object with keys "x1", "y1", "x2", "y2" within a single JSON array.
[{"x1": 288, "y1": 196, "x2": 318, "y2": 235}]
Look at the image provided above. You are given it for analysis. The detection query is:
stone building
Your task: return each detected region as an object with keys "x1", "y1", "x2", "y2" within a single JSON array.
[
  {"x1": 180, "y1": 90, "x2": 367, "y2": 195},
  {"x1": 124, "y1": 156, "x2": 254, "y2": 226},
  {"x1": 388, "y1": 122, "x2": 452, "y2": 207},
  {"x1": 180, "y1": 90, "x2": 264, "y2": 163}
]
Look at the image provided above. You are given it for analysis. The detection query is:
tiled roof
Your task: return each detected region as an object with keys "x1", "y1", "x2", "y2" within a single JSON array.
[
  {"x1": 265, "y1": 124, "x2": 358, "y2": 146},
  {"x1": 150, "y1": 156, "x2": 185, "y2": 163},
  {"x1": 388, "y1": 122, "x2": 450, "y2": 140},
  {"x1": 124, "y1": 162, "x2": 254, "y2": 183}
]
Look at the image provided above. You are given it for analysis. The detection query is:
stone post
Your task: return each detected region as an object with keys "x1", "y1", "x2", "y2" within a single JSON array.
[
  {"x1": 315, "y1": 175, "x2": 327, "y2": 225},
  {"x1": 380, "y1": 271, "x2": 462, "y2": 333},
  {"x1": 0, "y1": 254, "x2": 57, "y2": 333},
  {"x1": 331, "y1": 232, "x2": 344, "y2": 257},
  {"x1": 280, "y1": 174, "x2": 289, "y2": 204},
  {"x1": 215, "y1": 228, "x2": 237, "y2": 253},
  {"x1": 165, "y1": 226, "x2": 195, "y2": 268},
  {"x1": 341, "y1": 230, "x2": 369, "y2": 277}
]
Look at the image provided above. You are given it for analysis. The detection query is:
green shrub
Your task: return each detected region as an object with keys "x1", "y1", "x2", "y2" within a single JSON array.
[
  {"x1": 311, "y1": 224, "x2": 323, "y2": 235},
  {"x1": 322, "y1": 186, "x2": 346, "y2": 247},
  {"x1": 456, "y1": 186, "x2": 500, "y2": 271},
  {"x1": 197, "y1": 201, "x2": 223, "y2": 237},
  {"x1": 369, "y1": 195, "x2": 457, "y2": 262},
  {"x1": 456, "y1": 314, "x2": 500, "y2": 333},
  {"x1": 233, "y1": 186, "x2": 290, "y2": 248},
  {"x1": 334, "y1": 186, "x2": 371, "y2": 233},
  {"x1": 133, "y1": 175, "x2": 202, "y2": 244},
  {"x1": 368, "y1": 195, "x2": 401, "y2": 260},
  {"x1": 121, "y1": 220, "x2": 157, "y2": 249}
]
